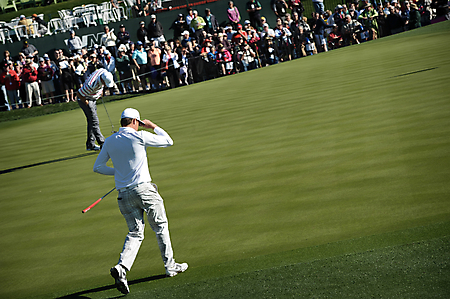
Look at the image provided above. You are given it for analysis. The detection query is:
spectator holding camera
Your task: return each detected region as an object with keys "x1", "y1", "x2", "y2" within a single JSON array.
[{"x1": 342, "y1": 14, "x2": 362, "y2": 45}]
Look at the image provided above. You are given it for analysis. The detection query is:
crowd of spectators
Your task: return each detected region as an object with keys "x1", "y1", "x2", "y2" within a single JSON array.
[{"x1": 1, "y1": 0, "x2": 447, "y2": 111}]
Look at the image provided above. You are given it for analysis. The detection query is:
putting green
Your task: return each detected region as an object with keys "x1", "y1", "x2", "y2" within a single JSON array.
[{"x1": 0, "y1": 21, "x2": 449, "y2": 298}]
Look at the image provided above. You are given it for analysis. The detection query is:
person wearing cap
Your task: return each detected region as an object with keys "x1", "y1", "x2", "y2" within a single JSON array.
[
  {"x1": 117, "y1": 24, "x2": 131, "y2": 50},
  {"x1": 102, "y1": 50, "x2": 117, "y2": 87},
  {"x1": 21, "y1": 40, "x2": 39, "y2": 60},
  {"x1": 231, "y1": 24, "x2": 248, "y2": 45},
  {"x1": 358, "y1": 3, "x2": 379, "y2": 40},
  {"x1": 246, "y1": 0, "x2": 263, "y2": 31},
  {"x1": 21, "y1": 58, "x2": 41, "y2": 108},
  {"x1": 227, "y1": 1, "x2": 241, "y2": 30},
  {"x1": 68, "y1": 30, "x2": 83, "y2": 55},
  {"x1": 31, "y1": 14, "x2": 48, "y2": 37},
  {"x1": 77, "y1": 68, "x2": 115, "y2": 150},
  {"x1": 131, "y1": 41, "x2": 150, "y2": 91},
  {"x1": 408, "y1": 2, "x2": 421, "y2": 30},
  {"x1": 204, "y1": 8, "x2": 219, "y2": 34},
  {"x1": 37, "y1": 57, "x2": 55, "y2": 104},
  {"x1": 116, "y1": 46, "x2": 133, "y2": 93},
  {"x1": 169, "y1": 13, "x2": 189, "y2": 40},
  {"x1": 93, "y1": 108, "x2": 188, "y2": 295},
  {"x1": 137, "y1": 21, "x2": 148, "y2": 46},
  {"x1": 148, "y1": 14, "x2": 165, "y2": 48},
  {"x1": 180, "y1": 30, "x2": 192, "y2": 48}
]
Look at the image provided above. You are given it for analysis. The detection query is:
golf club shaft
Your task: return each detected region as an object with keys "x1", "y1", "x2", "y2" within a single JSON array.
[
  {"x1": 101, "y1": 97, "x2": 116, "y2": 133},
  {"x1": 82, "y1": 187, "x2": 116, "y2": 213}
]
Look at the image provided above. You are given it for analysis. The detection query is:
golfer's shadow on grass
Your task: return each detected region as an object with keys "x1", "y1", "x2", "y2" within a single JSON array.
[
  {"x1": 0, "y1": 152, "x2": 98, "y2": 175},
  {"x1": 55, "y1": 274, "x2": 167, "y2": 299}
]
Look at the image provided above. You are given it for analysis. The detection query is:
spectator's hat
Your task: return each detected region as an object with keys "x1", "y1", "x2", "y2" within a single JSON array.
[
  {"x1": 365, "y1": 3, "x2": 372, "y2": 7},
  {"x1": 237, "y1": 24, "x2": 243, "y2": 29},
  {"x1": 25, "y1": 58, "x2": 32, "y2": 64},
  {"x1": 261, "y1": 16, "x2": 266, "y2": 21},
  {"x1": 70, "y1": 30, "x2": 75, "y2": 34},
  {"x1": 90, "y1": 53, "x2": 97, "y2": 58},
  {"x1": 150, "y1": 14, "x2": 156, "y2": 18},
  {"x1": 225, "y1": 26, "x2": 232, "y2": 30},
  {"x1": 94, "y1": 44, "x2": 99, "y2": 49},
  {"x1": 44, "y1": 56, "x2": 50, "y2": 60},
  {"x1": 121, "y1": 108, "x2": 144, "y2": 125},
  {"x1": 140, "y1": 21, "x2": 145, "y2": 25},
  {"x1": 120, "y1": 24, "x2": 125, "y2": 28},
  {"x1": 182, "y1": 30, "x2": 190, "y2": 35},
  {"x1": 263, "y1": 23, "x2": 269, "y2": 27},
  {"x1": 244, "y1": 20, "x2": 251, "y2": 25},
  {"x1": 137, "y1": 41, "x2": 143, "y2": 46},
  {"x1": 410, "y1": 2, "x2": 418, "y2": 8},
  {"x1": 23, "y1": 40, "x2": 28, "y2": 45},
  {"x1": 100, "y1": 71, "x2": 114, "y2": 88},
  {"x1": 32, "y1": 13, "x2": 37, "y2": 17},
  {"x1": 391, "y1": 0, "x2": 397, "y2": 3},
  {"x1": 20, "y1": 15, "x2": 25, "y2": 19},
  {"x1": 39, "y1": 57, "x2": 44, "y2": 62},
  {"x1": 104, "y1": 50, "x2": 110, "y2": 56},
  {"x1": 178, "y1": 13, "x2": 183, "y2": 17},
  {"x1": 7, "y1": 60, "x2": 13, "y2": 65}
]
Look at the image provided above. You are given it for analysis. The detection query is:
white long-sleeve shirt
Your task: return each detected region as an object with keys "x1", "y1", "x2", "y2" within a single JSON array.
[{"x1": 93, "y1": 126, "x2": 173, "y2": 190}]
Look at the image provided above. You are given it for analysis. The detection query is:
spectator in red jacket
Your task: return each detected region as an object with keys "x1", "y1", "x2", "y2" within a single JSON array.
[
  {"x1": 1, "y1": 61, "x2": 21, "y2": 109},
  {"x1": 21, "y1": 58, "x2": 41, "y2": 108}
]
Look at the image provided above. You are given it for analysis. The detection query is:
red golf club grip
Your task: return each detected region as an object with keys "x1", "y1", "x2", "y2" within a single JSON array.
[
  {"x1": 82, "y1": 187, "x2": 115, "y2": 213},
  {"x1": 82, "y1": 198, "x2": 103, "y2": 213}
]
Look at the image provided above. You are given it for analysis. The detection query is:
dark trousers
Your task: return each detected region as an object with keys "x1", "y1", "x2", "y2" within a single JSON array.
[{"x1": 77, "y1": 98, "x2": 105, "y2": 149}]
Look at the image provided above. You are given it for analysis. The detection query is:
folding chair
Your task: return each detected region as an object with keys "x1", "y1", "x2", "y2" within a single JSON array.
[
  {"x1": 14, "y1": 24, "x2": 28, "y2": 41},
  {"x1": 62, "y1": 16, "x2": 79, "y2": 31},
  {"x1": 48, "y1": 18, "x2": 65, "y2": 35},
  {"x1": 82, "y1": 12, "x2": 97, "y2": 27}
]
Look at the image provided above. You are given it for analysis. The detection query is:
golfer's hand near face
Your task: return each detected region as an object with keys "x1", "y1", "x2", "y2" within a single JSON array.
[{"x1": 93, "y1": 108, "x2": 188, "y2": 295}]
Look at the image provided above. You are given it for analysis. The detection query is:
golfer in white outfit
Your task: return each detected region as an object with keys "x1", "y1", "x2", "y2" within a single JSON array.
[{"x1": 93, "y1": 108, "x2": 188, "y2": 294}]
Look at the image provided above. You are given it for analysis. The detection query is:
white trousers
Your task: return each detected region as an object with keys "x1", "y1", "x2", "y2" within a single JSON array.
[
  {"x1": 117, "y1": 182, "x2": 175, "y2": 272},
  {"x1": 25, "y1": 81, "x2": 41, "y2": 107}
]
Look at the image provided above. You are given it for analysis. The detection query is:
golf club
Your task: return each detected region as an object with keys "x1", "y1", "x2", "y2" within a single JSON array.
[
  {"x1": 101, "y1": 97, "x2": 117, "y2": 133},
  {"x1": 82, "y1": 187, "x2": 116, "y2": 213}
]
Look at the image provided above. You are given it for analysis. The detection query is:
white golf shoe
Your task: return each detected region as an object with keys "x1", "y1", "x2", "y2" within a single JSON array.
[
  {"x1": 110, "y1": 264, "x2": 130, "y2": 294},
  {"x1": 166, "y1": 262, "x2": 189, "y2": 277}
]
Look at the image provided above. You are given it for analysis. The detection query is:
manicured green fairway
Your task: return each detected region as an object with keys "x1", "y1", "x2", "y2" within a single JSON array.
[{"x1": 1, "y1": 21, "x2": 449, "y2": 298}]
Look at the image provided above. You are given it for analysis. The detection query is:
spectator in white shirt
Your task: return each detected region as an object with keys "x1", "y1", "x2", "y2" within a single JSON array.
[{"x1": 101, "y1": 26, "x2": 118, "y2": 58}]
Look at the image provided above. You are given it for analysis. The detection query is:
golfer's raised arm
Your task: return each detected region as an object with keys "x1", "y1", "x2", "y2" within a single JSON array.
[{"x1": 142, "y1": 123, "x2": 174, "y2": 148}]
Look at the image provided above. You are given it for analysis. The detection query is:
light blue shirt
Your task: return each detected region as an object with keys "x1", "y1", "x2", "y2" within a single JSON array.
[
  {"x1": 131, "y1": 48, "x2": 147, "y2": 65},
  {"x1": 93, "y1": 126, "x2": 173, "y2": 190}
]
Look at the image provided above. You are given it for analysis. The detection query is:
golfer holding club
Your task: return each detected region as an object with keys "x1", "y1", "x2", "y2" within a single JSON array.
[
  {"x1": 93, "y1": 108, "x2": 188, "y2": 294},
  {"x1": 77, "y1": 68, "x2": 115, "y2": 151}
]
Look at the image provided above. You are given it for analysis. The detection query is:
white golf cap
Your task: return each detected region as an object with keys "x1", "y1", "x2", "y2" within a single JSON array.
[
  {"x1": 121, "y1": 108, "x2": 145, "y2": 125},
  {"x1": 101, "y1": 71, "x2": 114, "y2": 88}
]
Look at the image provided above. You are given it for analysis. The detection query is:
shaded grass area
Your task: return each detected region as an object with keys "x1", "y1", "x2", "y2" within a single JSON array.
[
  {"x1": 0, "y1": 22, "x2": 449, "y2": 299},
  {"x1": 55, "y1": 221, "x2": 450, "y2": 298}
]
